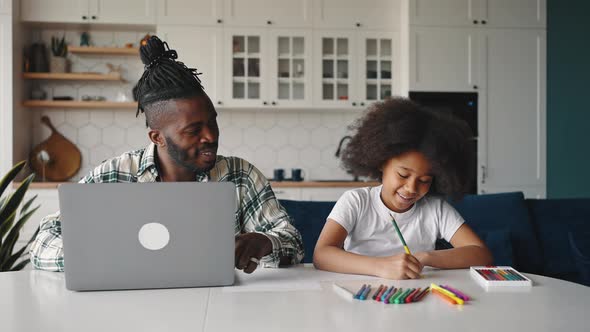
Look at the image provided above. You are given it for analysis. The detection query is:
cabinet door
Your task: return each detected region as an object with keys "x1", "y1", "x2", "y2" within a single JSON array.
[
  {"x1": 0, "y1": 0, "x2": 11, "y2": 14},
  {"x1": 480, "y1": 29, "x2": 546, "y2": 189},
  {"x1": 157, "y1": 0, "x2": 223, "y2": 26},
  {"x1": 0, "y1": 15, "x2": 12, "y2": 176},
  {"x1": 301, "y1": 188, "x2": 352, "y2": 202},
  {"x1": 314, "y1": 0, "x2": 400, "y2": 30},
  {"x1": 224, "y1": 29, "x2": 268, "y2": 107},
  {"x1": 480, "y1": 0, "x2": 546, "y2": 28},
  {"x1": 409, "y1": 0, "x2": 478, "y2": 27},
  {"x1": 225, "y1": 0, "x2": 311, "y2": 28},
  {"x1": 91, "y1": 0, "x2": 155, "y2": 25},
  {"x1": 268, "y1": 29, "x2": 313, "y2": 107},
  {"x1": 272, "y1": 188, "x2": 302, "y2": 200},
  {"x1": 21, "y1": 0, "x2": 88, "y2": 23},
  {"x1": 313, "y1": 31, "x2": 357, "y2": 108},
  {"x1": 158, "y1": 26, "x2": 224, "y2": 105},
  {"x1": 410, "y1": 27, "x2": 479, "y2": 92},
  {"x1": 357, "y1": 31, "x2": 397, "y2": 105}
]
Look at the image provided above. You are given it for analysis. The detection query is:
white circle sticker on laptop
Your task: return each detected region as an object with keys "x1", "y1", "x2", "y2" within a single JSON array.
[{"x1": 138, "y1": 223, "x2": 170, "y2": 250}]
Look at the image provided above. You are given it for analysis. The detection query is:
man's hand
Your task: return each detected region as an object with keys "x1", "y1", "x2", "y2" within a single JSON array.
[{"x1": 235, "y1": 233, "x2": 273, "y2": 274}]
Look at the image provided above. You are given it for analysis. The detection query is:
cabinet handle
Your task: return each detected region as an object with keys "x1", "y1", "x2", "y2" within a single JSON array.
[
  {"x1": 482, "y1": 20, "x2": 487, "y2": 25},
  {"x1": 473, "y1": 20, "x2": 479, "y2": 24},
  {"x1": 352, "y1": 102, "x2": 357, "y2": 106},
  {"x1": 360, "y1": 102, "x2": 365, "y2": 106},
  {"x1": 355, "y1": 22, "x2": 361, "y2": 27},
  {"x1": 267, "y1": 20, "x2": 272, "y2": 25},
  {"x1": 217, "y1": 101, "x2": 222, "y2": 105},
  {"x1": 217, "y1": 19, "x2": 223, "y2": 24},
  {"x1": 481, "y1": 165, "x2": 487, "y2": 184},
  {"x1": 82, "y1": 15, "x2": 87, "y2": 20},
  {"x1": 91, "y1": 15, "x2": 97, "y2": 20},
  {"x1": 473, "y1": 85, "x2": 478, "y2": 90},
  {"x1": 263, "y1": 101, "x2": 268, "y2": 105},
  {"x1": 271, "y1": 101, "x2": 276, "y2": 106}
]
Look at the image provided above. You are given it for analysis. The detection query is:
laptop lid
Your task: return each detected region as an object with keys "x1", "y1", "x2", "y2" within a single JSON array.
[{"x1": 59, "y1": 182, "x2": 236, "y2": 291}]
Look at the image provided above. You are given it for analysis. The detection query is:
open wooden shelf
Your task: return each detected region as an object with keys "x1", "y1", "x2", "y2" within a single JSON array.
[
  {"x1": 23, "y1": 100, "x2": 138, "y2": 109},
  {"x1": 23, "y1": 72, "x2": 122, "y2": 81},
  {"x1": 69, "y1": 46, "x2": 139, "y2": 56}
]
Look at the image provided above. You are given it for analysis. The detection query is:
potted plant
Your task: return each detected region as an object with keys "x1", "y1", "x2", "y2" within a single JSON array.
[
  {"x1": 50, "y1": 35, "x2": 68, "y2": 73},
  {"x1": 0, "y1": 161, "x2": 40, "y2": 271}
]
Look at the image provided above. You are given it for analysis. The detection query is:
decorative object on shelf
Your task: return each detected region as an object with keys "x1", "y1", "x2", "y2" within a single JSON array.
[
  {"x1": 52, "y1": 96, "x2": 74, "y2": 101},
  {"x1": 28, "y1": 43, "x2": 49, "y2": 72},
  {"x1": 29, "y1": 116, "x2": 82, "y2": 182},
  {"x1": 0, "y1": 161, "x2": 40, "y2": 272},
  {"x1": 50, "y1": 35, "x2": 69, "y2": 73},
  {"x1": 80, "y1": 32, "x2": 90, "y2": 46},
  {"x1": 30, "y1": 85, "x2": 47, "y2": 100},
  {"x1": 81, "y1": 95, "x2": 106, "y2": 102},
  {"x1": 106, "y1": 62, "x2": 125, "y2": 82}
]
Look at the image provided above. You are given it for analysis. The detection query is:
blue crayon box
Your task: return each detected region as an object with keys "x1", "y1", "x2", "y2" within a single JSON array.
[{"x1": 470, "y1": 266, "x2": 532, "y2": 290}]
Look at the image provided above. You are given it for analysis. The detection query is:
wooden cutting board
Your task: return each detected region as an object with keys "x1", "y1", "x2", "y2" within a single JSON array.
[{"x1": 29, "y1": 116, "x2": 82, "y2": 182}]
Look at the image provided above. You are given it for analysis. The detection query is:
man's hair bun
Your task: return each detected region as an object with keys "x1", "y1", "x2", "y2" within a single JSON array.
[{"x1": 139, "y1": 36, "x2": 177, "y2": 69}]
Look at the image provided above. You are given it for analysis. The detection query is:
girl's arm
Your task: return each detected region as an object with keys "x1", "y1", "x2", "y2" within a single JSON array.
[
  {"x1": 313, "y1": 219, "x2": 422, "y2": 279},
  {"x1": 415, "y1": 223, "x2": 494, "y2": 268}
]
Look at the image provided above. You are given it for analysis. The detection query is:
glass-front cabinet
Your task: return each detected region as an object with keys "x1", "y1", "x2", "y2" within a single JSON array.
[
  {"x1": 314, "y1": 31, "x2": 396, "y2": 108},
  {"x1": 225, "y1": 29, "x2": 266, "y2": 107}
]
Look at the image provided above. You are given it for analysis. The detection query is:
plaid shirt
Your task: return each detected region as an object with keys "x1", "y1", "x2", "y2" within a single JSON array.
[{"x1": 29, "y1": 143, "x2": 304, "y2": 272}]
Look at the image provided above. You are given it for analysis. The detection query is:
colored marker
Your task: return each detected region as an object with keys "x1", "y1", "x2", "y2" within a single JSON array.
[
  {"x1": 354, "y1": 284, "x2": 367, "y2": 299},
  {"x1": 387, "y1": 288, "x2": 401, "y2": 304},
  {"x1": 360, "y1": 285, "x2": 372, "y2": 300},
  {"x1": 395, "y1": 288, "x2": 414, "y2": 304},
  {"x1": 441, "y1": 285, "x2": 470, "y2": 301},
  {"x1": 380, "y1": 286, "x2": 394, "y2": 302},
  {"x1": 430, "y1": 284, "x2": 464, "y2": 304},
  {"x1": 390, "y1": 214, "x2": 411, "y2": 255},
  {"x1": 372, "y1": 284, "x2": 385, "y2": 300},
  {"x1": 432, "y1": 288, "x2": 457, "y2": 305},
  {"x1": 507, "y1": 269, "x2": 526, "y2": 281},
  {"x1": 405, "y1": 288, "x2": 422, "y2": 303},
  {"x1": 413, "y1": 287, "x2": 430, "y2": 302},
  {"x1": 391, "y1": 288, "x2": 408, "y2": 304}
]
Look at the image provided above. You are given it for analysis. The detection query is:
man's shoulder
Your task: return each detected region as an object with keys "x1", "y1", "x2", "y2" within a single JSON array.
[{"x1": 84, "y1": 148, "x2": 147, "y2": 183}]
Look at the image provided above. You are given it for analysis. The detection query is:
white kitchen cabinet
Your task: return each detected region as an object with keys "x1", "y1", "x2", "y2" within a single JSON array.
[
  {"x1": 224, "y1": 28, "x2": 313, "y2": 108},
  {"x1": 0, "y1": 14, "x2": 12, "y2": 177},
  {"x1": 409, "y1": 0, "x2": 546, "y2": 28},
  {"x1": 314, "y1": 30, "x2": 397, "y2": 108},
  {"x1": 0, "y1": 0, "x2": 11, "y2": 14},
  {"x1": 21, "y1": 0, "x2": 155, "y2": 25},
  {"x1": 158, "y1": 25, "x2": 224, "y2": 105},
  {"x1": 478, "y1": 29, "x2": 546, "y2": 192},
  {"x1": 300, "y1": 188, "x2": 354, "y2": 202},
  {"x1": 272, "y1": 188, "x2": 302, "y2": 201},
  {"x1": 224, "y1": 0, "x2": 311, "y2": 28},
  {"x1": 313, "y1": 0, "x2": 400, "y2": 30},
  {"x1": 410, "y1": 27, "x2": 479, "y2": 92},
  {"x1": 157, "y1": 0, "x2": 223, "y2": 26}
]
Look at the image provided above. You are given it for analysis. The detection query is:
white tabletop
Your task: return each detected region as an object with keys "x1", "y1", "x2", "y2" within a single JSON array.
[{"x1": 2, "y1": 265, "x2": 589, "y2": 332}]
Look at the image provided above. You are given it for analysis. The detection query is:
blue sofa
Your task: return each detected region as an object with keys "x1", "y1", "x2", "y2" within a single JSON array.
[{"x1": 279, "y1": 192, "x2": 590, "y2": 286}]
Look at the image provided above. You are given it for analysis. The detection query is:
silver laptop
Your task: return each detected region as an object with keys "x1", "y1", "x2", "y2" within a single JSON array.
[{"x1": 58, "y1": 182, "x2": 236, "y2": 291}]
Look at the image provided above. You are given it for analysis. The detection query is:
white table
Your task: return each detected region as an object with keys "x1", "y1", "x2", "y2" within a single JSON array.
[{"x1": 2, "y1": 265, "x2": 588, "y2": 332}]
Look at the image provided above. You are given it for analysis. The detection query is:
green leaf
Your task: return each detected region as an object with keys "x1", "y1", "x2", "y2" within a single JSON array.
[
  {"x1": 0, "y1": 161, "x2": 25, "y2": 197},
  {"x1": 0, "y1": 244, "x2": 29, "y2": 271},
  {"x1": 10, "y1": 259, "x2": 30, "y2": 271},
  {"x1": 0, "y1": 173, "x2": 35, "y2": 231},
  {"x1": 0, "y1": 205, "x2": 38, "y2": 265},
  {"x1": 20, "y1": 196, "x2": 37, "y2": 215},
  {"x1": 0, "y1": 211, "x2": 16, "y2": 246}
]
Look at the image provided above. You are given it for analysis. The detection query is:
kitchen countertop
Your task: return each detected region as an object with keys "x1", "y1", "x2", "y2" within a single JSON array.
[{"x1": 20, "y1": 181, "x2": 380, "y2": 189}]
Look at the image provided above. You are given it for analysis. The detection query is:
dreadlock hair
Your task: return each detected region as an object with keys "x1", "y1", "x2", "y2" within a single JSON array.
[
  {"x1": 341, "y1": 97, "x2": 475, "y2": 199},
  {"x1": 133, "y1": 35, "x2": 207, "y2": 128}
]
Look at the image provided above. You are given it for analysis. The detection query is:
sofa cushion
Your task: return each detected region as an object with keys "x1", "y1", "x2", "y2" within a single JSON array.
[
  {"x1": 526, "y1": 199, "x2": 590, "y2": 282},
  {"x1": 279, "y1": 200, "x2": 336, "y2": 263},
  {"x1": 450, "y1": 192, "x2": 543, "y2": 273},
  {"x1": 568, "y1": 230, "x2": 590, "y2": 286}
]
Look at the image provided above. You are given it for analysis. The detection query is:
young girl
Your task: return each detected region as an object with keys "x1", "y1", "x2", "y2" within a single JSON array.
[{"x1": 313, "y1": 98, "x2": 493, "y2": 279}]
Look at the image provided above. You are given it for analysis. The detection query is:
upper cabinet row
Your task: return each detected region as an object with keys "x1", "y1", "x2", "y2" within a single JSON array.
[
  {"x1": 20, "y1": 0, "x2": 400, "y2": 30},
  {"x1": 410, "y1": 0, "x2": 546, "y2": 28}
]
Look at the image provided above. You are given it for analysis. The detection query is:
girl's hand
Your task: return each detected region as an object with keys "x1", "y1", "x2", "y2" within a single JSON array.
[{"x1": 374, "y1": 253, "x2": 424, "y2": 279}]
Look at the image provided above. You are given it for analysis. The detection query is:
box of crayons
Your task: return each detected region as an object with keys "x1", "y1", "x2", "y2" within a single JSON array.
[{"x1": 470, "y1": 266, "x2": 532, "y2": 290}]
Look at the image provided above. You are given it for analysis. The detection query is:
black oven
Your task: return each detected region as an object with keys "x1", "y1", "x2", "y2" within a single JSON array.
[{"x1": 409, "y1": 91, "x2": 478, "y2": 194}]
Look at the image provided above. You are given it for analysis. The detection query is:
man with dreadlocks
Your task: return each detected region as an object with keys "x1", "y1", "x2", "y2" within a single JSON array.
[{"x1": 30, "y1": 36, "x2": 304, "y2": 274}]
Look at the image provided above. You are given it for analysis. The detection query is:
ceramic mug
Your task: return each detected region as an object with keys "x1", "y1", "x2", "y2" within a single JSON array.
[
  {"x1": 291, "y1": 168, "x2": 305, "y2": 182},
  {"x1": 273, "y1": 169, "x2": 285, "y2": 181}
]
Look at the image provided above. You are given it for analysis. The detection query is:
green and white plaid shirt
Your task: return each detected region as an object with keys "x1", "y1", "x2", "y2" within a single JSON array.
[{"x1": 29, "y1": 143, "x2": 304, "y2": 272}]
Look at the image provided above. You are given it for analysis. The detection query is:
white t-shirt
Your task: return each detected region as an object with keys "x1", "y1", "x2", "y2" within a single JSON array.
[{"x1": 327, "y1": 185, "x2": 464, "y2": 257}]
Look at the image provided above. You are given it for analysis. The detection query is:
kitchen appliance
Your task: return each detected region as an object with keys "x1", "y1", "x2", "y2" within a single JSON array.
[{"x1": 409, "y1": 92, "x2": 478, "y2": 194}]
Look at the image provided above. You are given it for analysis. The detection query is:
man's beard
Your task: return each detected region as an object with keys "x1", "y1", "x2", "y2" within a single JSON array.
[{"x1": 165, "y1": 136, "x2": 218, "y2": 174}]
